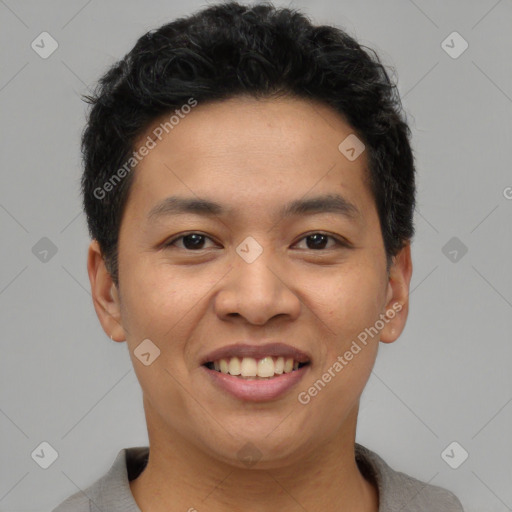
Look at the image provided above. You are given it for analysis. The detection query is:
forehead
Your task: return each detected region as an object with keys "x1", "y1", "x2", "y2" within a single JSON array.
[{"x1": 125, "y1": 95, "x2": 374, "y2": 225}]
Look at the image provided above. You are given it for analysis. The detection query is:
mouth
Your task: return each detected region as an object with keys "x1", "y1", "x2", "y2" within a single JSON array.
[
  {"x1": 203, "y1": 356, "x2": 310, "y2": 379},
  {"x1": 199, "y1": 342, "x2": 312, "y2": 402}
]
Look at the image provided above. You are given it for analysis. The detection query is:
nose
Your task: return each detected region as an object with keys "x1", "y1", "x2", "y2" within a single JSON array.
[{"x1": 213, "y1": 244, "x2": 301, "y2": 325}]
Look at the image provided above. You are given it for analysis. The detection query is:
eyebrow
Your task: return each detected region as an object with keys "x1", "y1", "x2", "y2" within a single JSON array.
[{"x1": 147, "y1": 193, "x2": 361, "y2": 223}]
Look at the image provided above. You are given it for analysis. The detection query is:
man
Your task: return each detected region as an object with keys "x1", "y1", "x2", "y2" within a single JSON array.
[{"x1": 53, "y1": 2, "x2": 464, "y2": 510}]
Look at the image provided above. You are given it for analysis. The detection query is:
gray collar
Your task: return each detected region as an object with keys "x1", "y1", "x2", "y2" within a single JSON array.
[{"x1": 53, "y1": 443, "x2": 464, "y2": 512}]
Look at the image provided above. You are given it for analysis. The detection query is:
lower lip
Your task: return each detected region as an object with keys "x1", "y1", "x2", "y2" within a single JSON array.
[{"x1": 202, "y1": 365, "x2": 310, "y2": 402}]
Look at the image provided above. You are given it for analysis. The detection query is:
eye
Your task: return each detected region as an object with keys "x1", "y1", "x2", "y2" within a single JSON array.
[
  {"x1": 163, "y1": 231, "x2": 351, "y2": 252},
  {"x1": 293, "y1": 232, "x2": 350, "y2": 250},
  {"x1": 163, "y1": 232, "x2": 217, "y2": 250}
]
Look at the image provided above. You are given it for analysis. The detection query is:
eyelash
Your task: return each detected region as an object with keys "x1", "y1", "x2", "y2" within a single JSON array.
[{"x1": 162, "y1": 232, "x2": 351, "y2": 251}]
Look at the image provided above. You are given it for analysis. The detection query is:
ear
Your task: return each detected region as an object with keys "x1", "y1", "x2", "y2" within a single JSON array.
[
  {"x1": 379, "y1": 243, "x2": 413, "y2": 344},
  {"x1": 87, "y1": 240, "x2": 126, "y2": 342}
]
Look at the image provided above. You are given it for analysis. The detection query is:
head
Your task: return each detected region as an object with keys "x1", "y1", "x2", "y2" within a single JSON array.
[{"x1": 85, "y1": 1, "x2": 415, "y2": 467}]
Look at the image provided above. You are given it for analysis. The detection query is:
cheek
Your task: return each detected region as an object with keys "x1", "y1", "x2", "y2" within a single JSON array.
[
  {"x1": 311, "y1": 263, "x2": 385, "y2": 346},
  {"x1": 120, "y1": 265, "x2": 197, "y2": 411},
  {"x1": 121, "y1": 256, "x2": 210, "y2": 333},
  {"x1": 296, "y1": 336, "x2": 378, "y2": 441},
  {"x1": 301, "y1": 318, "x2": 379, "y2": 428},
  {"x1": 308, "y1": 265, "x2": 383, "y2": 419},
  {"x1": 315, "y1": 347, "x2": 377, "y2": 423}
]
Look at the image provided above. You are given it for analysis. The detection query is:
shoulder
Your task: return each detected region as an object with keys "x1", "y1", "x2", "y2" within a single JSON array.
[
  {"x1": 52, "y1": 492, "x2": 91, "y2": 512},
  {"x1": 51, "y1": 447, "x2": 147, "y2": 512},
  {"x1": 51, "y1": 472, "x2": 112, "y2": 512},
  {"x1": 355, "y1": 443, "x2": 465, "y2": 511}
]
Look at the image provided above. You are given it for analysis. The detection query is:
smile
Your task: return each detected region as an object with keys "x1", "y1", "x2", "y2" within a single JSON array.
[
  {"x1": 204, "y1": 356, "x2": 310, "y2": 379},
  {"x1": 199, "y1": 342, "x2": 312, "y2": 401},
  {"x1": 202, "y1": 358, "x2": 310, "y2": 402}
]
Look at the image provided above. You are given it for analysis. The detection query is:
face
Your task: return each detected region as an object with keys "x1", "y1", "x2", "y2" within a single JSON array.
[{"x1": 88, "y1": 95, "x2": 412, "y2": 468}]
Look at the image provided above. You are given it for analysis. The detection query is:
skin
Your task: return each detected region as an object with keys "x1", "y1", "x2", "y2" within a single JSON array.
[{"x1": 88, "y1": 95, "x2": 412, "y2": 512}]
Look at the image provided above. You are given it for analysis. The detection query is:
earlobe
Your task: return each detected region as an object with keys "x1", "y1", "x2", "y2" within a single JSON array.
[
  {"x1": 87, "y1": 240, "x2": 126, "y2": 342},
  {"x1": 379, "y1": 243, "x2": 413, "y2": 344}
]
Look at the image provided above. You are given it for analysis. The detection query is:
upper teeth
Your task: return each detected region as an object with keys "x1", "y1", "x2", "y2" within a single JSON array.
[{"x1": 212, "y1": 356, "x2": 301, "y2": 377}]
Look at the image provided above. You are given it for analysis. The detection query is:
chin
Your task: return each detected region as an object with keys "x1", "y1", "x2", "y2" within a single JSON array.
[{"x1": 200, "y1": 426, "x2": 317, "y2": 470}]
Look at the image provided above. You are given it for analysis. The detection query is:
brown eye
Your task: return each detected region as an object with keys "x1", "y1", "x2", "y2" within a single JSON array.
[
  {"x1": 305, "y1": 233, "x2": 330, "y2": 249},
  {"x1": 294, "y1": 232, "x2": 349, "y2": 250},
  {"x1": 164, "y1": 233, "x2": 216, "y2": 250}
]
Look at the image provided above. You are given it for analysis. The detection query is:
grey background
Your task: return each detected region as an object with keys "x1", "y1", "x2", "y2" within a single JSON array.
[{"x1": 0, "y1": 0, "x2": 511, "y2": 511}]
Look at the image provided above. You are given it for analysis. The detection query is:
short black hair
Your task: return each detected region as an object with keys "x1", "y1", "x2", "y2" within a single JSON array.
[{"x1": 81, "y1": 0, "x2": 416, "y2": 287}]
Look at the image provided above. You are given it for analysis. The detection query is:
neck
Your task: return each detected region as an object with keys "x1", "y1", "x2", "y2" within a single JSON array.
[{"x1": 130, "y1": 401, "x2": 378, "y2": 512}]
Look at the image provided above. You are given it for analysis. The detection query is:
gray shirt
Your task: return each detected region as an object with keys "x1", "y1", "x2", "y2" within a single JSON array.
[{"x1": 52, "y1": 443, "x2": 464, "y2": 511}]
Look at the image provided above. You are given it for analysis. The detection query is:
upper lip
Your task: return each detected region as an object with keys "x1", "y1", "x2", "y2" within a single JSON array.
[{"x1": 200, "y1": 342, "x2": 311, "y2": 365}]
